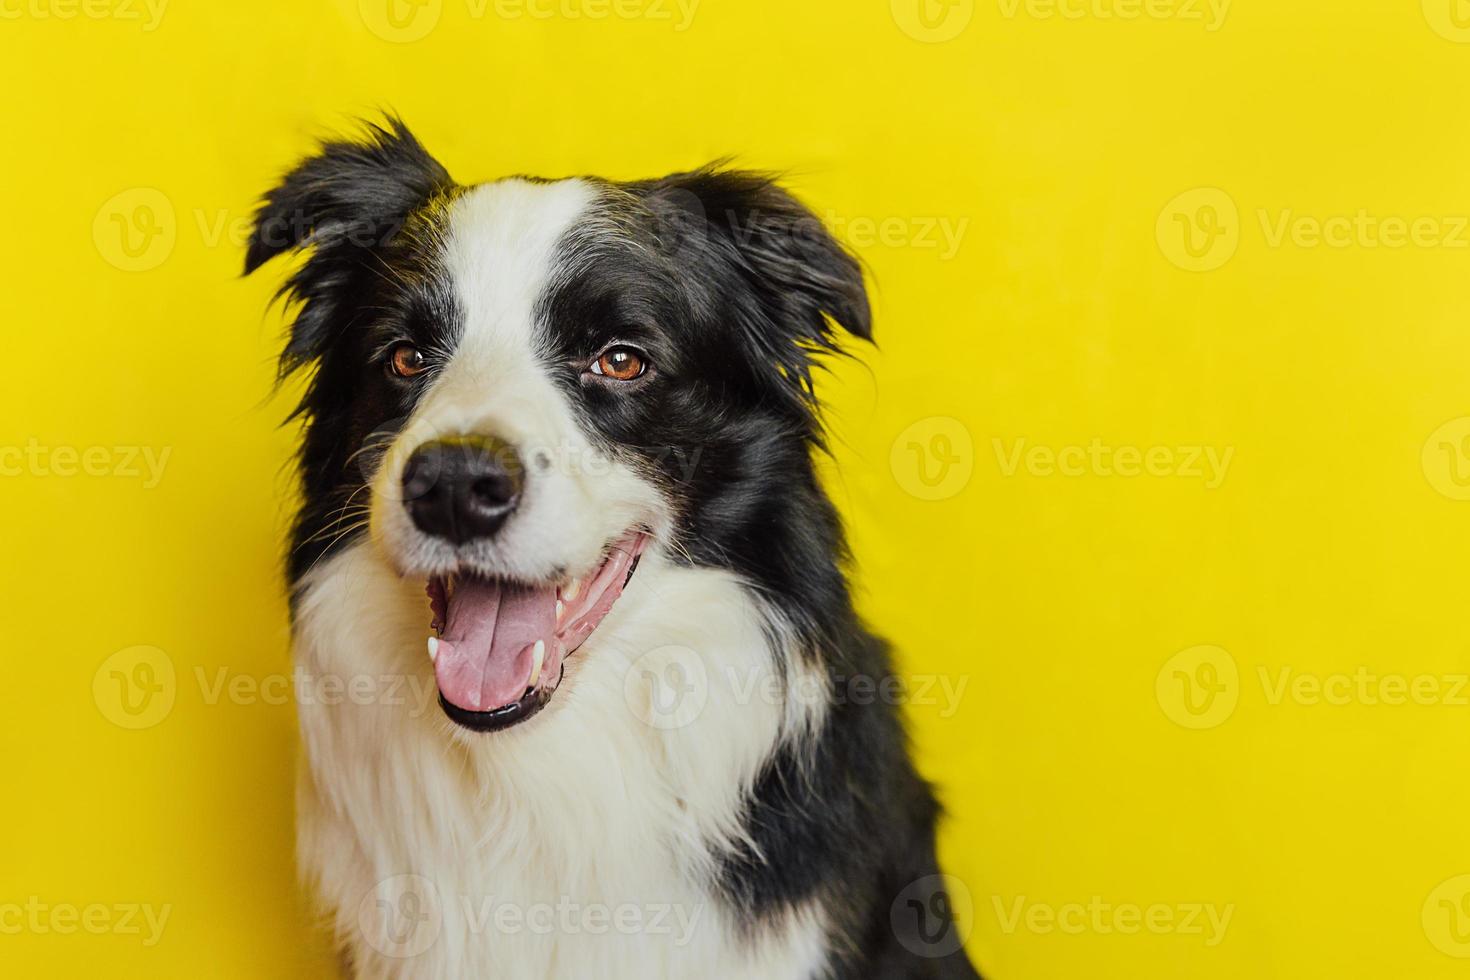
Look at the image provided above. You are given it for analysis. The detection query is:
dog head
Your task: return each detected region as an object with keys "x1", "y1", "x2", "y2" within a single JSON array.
[{"x1": 246, "y1": 118, "x2": 870, "y2": 733}]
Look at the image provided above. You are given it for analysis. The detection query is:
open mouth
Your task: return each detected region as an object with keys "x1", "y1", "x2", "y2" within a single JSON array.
[{"x1": 425, "y1": 530, "x2": 649, "y2": 733}]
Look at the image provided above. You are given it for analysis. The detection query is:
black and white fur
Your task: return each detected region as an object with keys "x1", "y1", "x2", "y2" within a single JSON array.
[{"x1": 245, "y1": 118, "x2": 980, "y2": 980}]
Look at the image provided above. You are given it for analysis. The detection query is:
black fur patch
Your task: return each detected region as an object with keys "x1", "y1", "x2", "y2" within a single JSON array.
[{"x1": 244, "y1": 119, "x2": 462, "y2": 581}]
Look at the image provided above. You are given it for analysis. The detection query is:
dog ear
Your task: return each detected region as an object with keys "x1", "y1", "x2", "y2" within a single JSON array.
[
  {"x1": 244, "y1": 117, "x2": 453, "y2": 373},
  {"x1": 642, "y1": 169, "x2": 872, "y2": 401}
]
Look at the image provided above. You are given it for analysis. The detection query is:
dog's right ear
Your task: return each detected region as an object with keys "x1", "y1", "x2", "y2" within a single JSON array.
[{"x1": 244, "y1": 117, "x2": 453, "y2": 372}]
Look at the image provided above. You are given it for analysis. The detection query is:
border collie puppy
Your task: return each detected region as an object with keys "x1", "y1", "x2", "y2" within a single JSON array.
[{"x1": 245, "y1": 118, "x2": 979, "y2": 980}]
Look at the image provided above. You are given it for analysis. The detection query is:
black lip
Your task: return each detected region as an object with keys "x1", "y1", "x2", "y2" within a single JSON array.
[{"x1": 438, "y1": 672, "x2": 558, "y2": 733}]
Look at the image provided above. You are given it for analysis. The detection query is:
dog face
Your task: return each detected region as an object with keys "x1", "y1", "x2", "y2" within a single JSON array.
[{"x1": 246, "y1": 120, "x2": 869, "y2": 733}]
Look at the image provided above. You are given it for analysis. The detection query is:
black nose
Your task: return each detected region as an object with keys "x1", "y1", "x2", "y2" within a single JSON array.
[{"x1": 401, "y1": 436, "x2": 524, "y2": 543}]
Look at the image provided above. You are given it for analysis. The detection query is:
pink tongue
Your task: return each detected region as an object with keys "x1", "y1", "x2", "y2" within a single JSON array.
[{"x1": 434, "y1": 579, "x2": 557, "y2": 713}]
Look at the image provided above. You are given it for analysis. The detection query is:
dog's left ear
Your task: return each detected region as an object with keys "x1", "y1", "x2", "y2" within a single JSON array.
[
  {"x1": 243, "y1": 117, "x2": 453, "y2": 373},
  {"x1": 642, "y1": 170, "x2": 872, "y2": 398}
]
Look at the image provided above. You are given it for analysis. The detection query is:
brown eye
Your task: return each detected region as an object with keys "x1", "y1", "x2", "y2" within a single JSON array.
[
  {"x1": 592, "y1": 346, "x2": 647, "y2": 381},
  {"x1": 388, "y1": 344, "x2": 427, "y2": 378}
]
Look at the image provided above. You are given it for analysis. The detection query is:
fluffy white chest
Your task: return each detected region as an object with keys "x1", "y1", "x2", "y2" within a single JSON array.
[{"x1": 290, "y1": 543, "x2": 829, "y2": 980}]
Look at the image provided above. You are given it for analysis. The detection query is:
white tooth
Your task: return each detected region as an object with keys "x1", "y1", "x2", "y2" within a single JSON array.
[
  {"x1": 563, "y1": 578, "x2": 581, "y2": 602},
  {"x1": 555, "y1": 600, "x2": 566, "y2": 622},
  {"x1": 427, "y1": 636, "x2": 439, "y2": 662},
  {"x1": 528, "y1": 640, "x2": 546, "y2": 688}
]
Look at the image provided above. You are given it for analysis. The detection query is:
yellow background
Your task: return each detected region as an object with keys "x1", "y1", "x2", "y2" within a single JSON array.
[{"x1": 4, "y1": 0, "x2": 1470, "y2": 976}]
